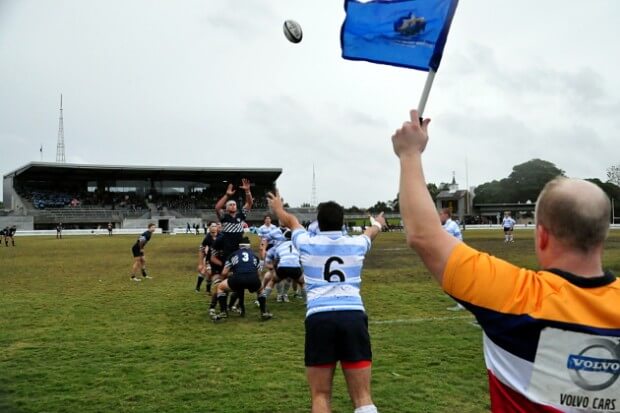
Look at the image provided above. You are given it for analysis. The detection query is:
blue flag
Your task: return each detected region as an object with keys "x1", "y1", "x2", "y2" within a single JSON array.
[{"x1": 341, "y1": 0, "x2": 459, "y2": 72}]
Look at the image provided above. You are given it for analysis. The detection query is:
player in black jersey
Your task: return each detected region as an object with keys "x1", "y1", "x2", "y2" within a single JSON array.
[
  {"x1": 5, "y1": 225, "x2": 16, "y2": 247},
  {"x1": 212, "y1": 237, "x2": 271, "y2": 321},
  {"x1": 214, "y1": 178, "x2": 253, "y2": 260},
  {"x1": 130, "y1": 223, "x2": 156, "y2": 282},
  {"x1": 195, "y1": 222, "x2": 219, "y2": 293}
]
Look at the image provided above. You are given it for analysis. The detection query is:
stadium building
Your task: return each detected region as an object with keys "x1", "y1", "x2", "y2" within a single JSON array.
[{"x1": 2, "y1": 162, "x2": 281, "y2": 230}]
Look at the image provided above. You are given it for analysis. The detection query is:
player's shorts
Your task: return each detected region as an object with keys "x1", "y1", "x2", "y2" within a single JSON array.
[
  {"x1": 305, "y1": 310, "x2": 372, "y2": 367},
  {"x1": 503, "y1": 227, "x2": 513, "y2": 233},
  {"x1": 276, "y1": 266, "x2": 303, "y2": 281},
  {"x1": 210, "y1": 262, "x2": 223, "y2": 275},
  {"x1": 131, "y1": 244, "x2": 143, "y2": 257},
  {"x1": 228, "y1": 273, "x2": 261, "y2": 293}
]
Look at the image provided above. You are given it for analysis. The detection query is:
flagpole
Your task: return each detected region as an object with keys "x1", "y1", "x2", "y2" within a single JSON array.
[{"x1": 417, "y1": 69, "x2": 436, "y2": 118}]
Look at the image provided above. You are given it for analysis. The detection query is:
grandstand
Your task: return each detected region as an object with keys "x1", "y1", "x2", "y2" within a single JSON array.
[{"x1": 2, "y1": 162, "x2": 281, "y2": 230}]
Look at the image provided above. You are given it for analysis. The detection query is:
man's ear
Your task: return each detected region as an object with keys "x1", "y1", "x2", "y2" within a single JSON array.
[{"x1": 536, "y1": 224, "x2": 549, "y2": 251}]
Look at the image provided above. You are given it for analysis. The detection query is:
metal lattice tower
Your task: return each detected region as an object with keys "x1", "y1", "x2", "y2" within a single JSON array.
[
  {"x1": 56, "y1": 94, "x2": 66, "y2": 163},
  {"x1": 311, "y1": 164, "x2": 317, "y2": 208}
]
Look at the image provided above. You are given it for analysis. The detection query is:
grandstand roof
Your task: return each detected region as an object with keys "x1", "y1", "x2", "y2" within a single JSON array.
[{"x1": 4, "y1": 162, "x2": 282, "y2": 183}]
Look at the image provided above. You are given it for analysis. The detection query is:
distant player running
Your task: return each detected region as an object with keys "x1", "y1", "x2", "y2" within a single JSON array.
[
  {"x1": 130, "y1": 223, "x2": 156, "y2": 282},
  {"x1": 502, "y1": 211, "x2": 516, "y2": 242}
]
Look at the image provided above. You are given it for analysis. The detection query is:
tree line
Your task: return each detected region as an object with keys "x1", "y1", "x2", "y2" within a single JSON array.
[{"x1": 361, "y1": 159, "x2": 620, "y2": 213}]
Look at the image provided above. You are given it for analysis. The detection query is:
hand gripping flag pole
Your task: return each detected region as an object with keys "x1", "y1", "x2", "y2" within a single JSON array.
[{"x1": 341, "y1": 0, "x2": 459, "y2": 117}]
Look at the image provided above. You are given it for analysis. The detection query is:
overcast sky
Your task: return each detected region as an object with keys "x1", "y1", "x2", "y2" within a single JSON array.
[{"x1": 1, "y1": 0, "x2": 619, "y2": 207}]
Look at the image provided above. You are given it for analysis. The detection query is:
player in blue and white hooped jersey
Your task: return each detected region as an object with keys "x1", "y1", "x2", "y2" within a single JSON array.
[
  {"x1": 256, "y1": 215, "x2": 289, "y2": 300},
  {"x1": 268, "y1": 191, "x2": 385, "y2": 413},
  {"x1": 502, "y1": 211, "x2": 516, "y2": 242},
  {"x1": 260, "y1": 229, "x2": 305, "y2": 302},
  {"x1": 257, "y1": 215, "x2": 285, "y2": 256},
  {"x1": 130, "y1": 223, "x2": 156, "y2": 282}
]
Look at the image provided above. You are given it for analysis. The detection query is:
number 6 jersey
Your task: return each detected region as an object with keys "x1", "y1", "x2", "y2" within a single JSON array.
[{"x1": 292, "y1": 228, "x2": 372, "y2": 317}]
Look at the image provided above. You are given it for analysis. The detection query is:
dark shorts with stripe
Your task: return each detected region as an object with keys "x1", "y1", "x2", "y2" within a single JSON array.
[
  {"x1": 131, "y1": 244, "x2": 143, "y2": 257},
  {"x1": 503, "y1": 227, "x2": 513, "y2": 233},
  {"x1": 275, "y1": 266, "x2": 302, "y2": 281},
  {"x1": 305, "y1": 310, "x2": 371, "y2": 366},
  {"x1": 228, "y1": 273, "x2": 261, "y2": 293}
]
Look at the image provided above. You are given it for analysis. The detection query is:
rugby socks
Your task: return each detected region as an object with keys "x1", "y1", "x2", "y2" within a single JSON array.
[
  {"x1": 206, "y1": 280, "x2": 212, "y2": 293},
  {"x1": 141, "y1": 268, "x2": 148, "y2": 278},
  {"x1": 237, "y1": 294, "x2": 245, "y2": 314},
  {"x1": 261, "y1": 287, "x2": 273, "y2": 300},
  {"x1": 228, "y1": 292, "x2": 238, "y2": 308},
  {"x1": 354, "y1": 405, "x2": 378, "y2": 413},
  {"x1": 258, "y1": 296, "x2": 267, "y2": 314},
  {"x1": 217, "y1": 293, "x2": 228, "y2": 313},
  {"x1": 195, "y1": 274, "x2": 204, "y2": 291},
  {"x1": 209, "y1": 293, "x2": 218, "y2": 309}
]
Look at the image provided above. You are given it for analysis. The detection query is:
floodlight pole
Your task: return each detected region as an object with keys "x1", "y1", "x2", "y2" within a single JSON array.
[{"x1": 417, "y1": 69, "x2": 436, "y2": 118}]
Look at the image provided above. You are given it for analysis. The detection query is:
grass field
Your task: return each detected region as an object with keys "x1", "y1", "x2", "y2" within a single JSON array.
[{"x1": 1, "y1": 229, "x2": 619, "y2": 413}]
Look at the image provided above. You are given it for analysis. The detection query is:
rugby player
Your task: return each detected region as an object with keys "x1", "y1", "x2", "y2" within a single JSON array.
[
  {"x1": 502, "y1": 211, "x2": 516, "y2": 242},
  {"x1": 439, "y1": 209, "x2": 465, "y2": 312},
  {"x1": 214, "y1": 179, "x2": 253, "y2": 309},
  {"x1": 268, "y1": 192, "x2": 385, "y2": 413},
  {"x1": 392, "y1": 109, "x2": 620, "y2": 412},
  {"x1": 5, "y1": 225, "x2": 16, "y2": 247},
  {"x1": 260, "y1": 229, "x2": 305, "y2": 302},
  {"x1": 213, "y1": 237, "x2": 271, "y2": 320},
  {"x1": 257, "y1": 214, "x2": 288, "y2": 301},
  {"x1": 195, "y1": 222, "x2": 219, "y2": 293},
  {"x1": 130, "y1": 223, "x2": 156, "y2": 282}
]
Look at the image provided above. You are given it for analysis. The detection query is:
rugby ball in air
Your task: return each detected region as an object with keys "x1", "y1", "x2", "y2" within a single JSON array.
[{"x1": 283, "y1": 20, "x2": 303, "y2": 44}]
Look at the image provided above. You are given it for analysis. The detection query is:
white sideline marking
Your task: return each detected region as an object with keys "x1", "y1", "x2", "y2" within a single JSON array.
[{"x1": 370, "y1": 315, "x2": 472, "y2": 325}]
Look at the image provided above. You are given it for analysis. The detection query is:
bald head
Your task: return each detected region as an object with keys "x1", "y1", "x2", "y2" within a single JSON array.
[{"x1": 535, "y1": 178, "x2": 610, "y2": 253}]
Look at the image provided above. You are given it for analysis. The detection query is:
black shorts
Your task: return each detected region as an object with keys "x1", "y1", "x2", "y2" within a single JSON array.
[
  {"x1": 228, "y1": 273, "x2": 261, "y2": 293},
  {"x1": 131, "y1": 244, "x2": 143, "y2": 258},
  {"x1": 210, "y1": 262, "x2": 223, "y2": 275},
  {"x1": 503, "y1": 227, "x2": 513, "y2": 233},
  {"x1": 305, "y1": 310, "x2": 371, "y2": 366},
  {"x1": 276, "y1": 266, "x2": 302, "y2": 281}
]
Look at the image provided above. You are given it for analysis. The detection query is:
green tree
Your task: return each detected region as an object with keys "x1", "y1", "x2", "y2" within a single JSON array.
[
  {"x1": 586, "y1": 178, "x2": 620, "y2": 202},
  {"x1": 607, "y1": 164, "x2": 620, "y2": 186},
  {"x1": 426, "y1": 184, "x2": 440, "y2": 201},
  {"x1": 345, "y1": 206, "x2": 362, "y2": 213},
  {"x1": 391, "y1": 194, "x2": 399, "y2": 213},
  {"x1": 474, "y1": 159, "x2": 564, "y2": 204},
  {"x1": 508, "y1": 159, "x2": 565, "y2": 202},
  {"x1": 368, "y1": 201, "x2": 391, "y2": 213}
]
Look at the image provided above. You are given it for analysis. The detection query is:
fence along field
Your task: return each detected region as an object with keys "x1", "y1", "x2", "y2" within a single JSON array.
[{"x1": 1, "y1": 230, "x2": 618, "y2": 412}]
